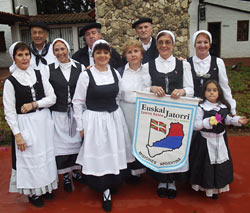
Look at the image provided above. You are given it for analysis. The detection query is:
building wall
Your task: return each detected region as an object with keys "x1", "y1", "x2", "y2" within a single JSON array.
[
  {"x1": 0, "y1": 0, "x2": 14, "y2": 67},
  {"x1": 96, "y1": 0, "x2": 192, "y2": 57},
  {"x1": 189, "y1": 0, "x2": 250, "y2": 58},
  {"x1": 16, "y1": 0, "x2": 37, "y2": 15}
]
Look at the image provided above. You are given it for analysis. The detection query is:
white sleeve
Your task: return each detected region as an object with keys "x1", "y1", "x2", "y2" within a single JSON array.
[
  {"x1": 40, "y1": 65, "x2": 50, "y2": 80},
  {"x1": 182, "y1": 61, "x2": 194, "y2": 97},
  {"x1": 72, "y1": 71, "x2": 89, "y2": 131},
  {"x1": 115, "y1": 69, "x2": 122, "y2": 103},
  {"x1": 217, "y1": 58, "x2": 236, "y2": 115},
  {"x1": 194, "y1": 107, "x2": 212, "y2": 130},
  {"x1": 141, "y1": 66, "x2": 152, "y2": 92},
  {"x1": 36, "y1": 72, "x2": 56, "y2": 108},
  {"x1": 3, "y1": 80, "x2": 20, "y2": 135},
  {"x1": 225, "y1": 115, "x2": 241, "y2": 126}
]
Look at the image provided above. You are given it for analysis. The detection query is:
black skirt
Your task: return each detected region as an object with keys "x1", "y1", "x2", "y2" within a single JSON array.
[
  {"x1": 83, "y1": 169, "x2": 128, "y2": 192},
  {"x1": 56, "y1": 154, "x2": 79, "y2": 170},
  {"x1": 189, "y1": 131, "x2": 233, "y2": 189}
]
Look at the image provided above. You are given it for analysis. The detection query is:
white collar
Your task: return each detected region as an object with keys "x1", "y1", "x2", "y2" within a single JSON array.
[
  {"x1": 193, "y1": 54, "x2": 211, "y2": 64},
  {"x1": 158, "y1": 54, "x2": 174, "y2": 63},
  {"x1": 140, "y1": 37, "x2": 152, "y2": 51},
  {"x1": 124, "y1": 63, "x2": 143, "y2": 73},
  {"x1": 54, "y1": 58, "x2": 77, "y2": 69},
  {"x1": 13, "y1": 66, "x2": 33, "y2": 76},
  {"x1": 88, "y1": 47, "x2": 92, "y2": 56},
  {"x1": 200, "y1": 100, "x2": 227, "y2": 111}
]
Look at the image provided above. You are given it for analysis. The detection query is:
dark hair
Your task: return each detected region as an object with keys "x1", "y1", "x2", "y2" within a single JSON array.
[
  {"x1": 200, "y1": 79, "x2": 231, "y2": 111},
  {"x1": 13, "y1": 42, "x2": 31, "y2": 58},
  {"x1": 92, "y1": 43, "x2": 111, "y2": 57}
]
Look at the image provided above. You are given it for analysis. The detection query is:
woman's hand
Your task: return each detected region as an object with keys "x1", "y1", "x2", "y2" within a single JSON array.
[
  {"x1": 238, "y1": 116, "x2": 249, "y2": 125},
  {"x1": 150, "y1": 86, "x2": 165, "y2": 97},
  {"x1": 80, "y1": 130, "x2": 84, "y2": 138},
  {"x1": 170, "y1": 89, "x2": 186, "y2": 99},
  {"x1": 21, "y1": 103, "x2": 33, "y2": 113},
  {"x1": 15, "y1": 133, "x2": 26, "y2": 151}
]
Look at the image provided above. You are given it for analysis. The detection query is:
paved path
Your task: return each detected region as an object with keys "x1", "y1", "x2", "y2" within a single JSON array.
[{"x1": 0, "y1": 136, "x2": 250, "y2": 213}]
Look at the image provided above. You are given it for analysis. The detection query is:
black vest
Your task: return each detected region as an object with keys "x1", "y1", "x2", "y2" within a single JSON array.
[
  {"x1": 86, "y1": 68, "x2": 119, "y2": 112},
  {"x1": 149, "y1": 58, "x2": 183, "y2": 94},
  {"x1": 142, "y1": 37, "x2": 159, "y2": 64},
  {"x1": 200, "y1": 105, "x2": 229, "y2": 134},
  {"x1": 187, "y1": 56, "x2": 219, "y2": 98},
  {"x1": 49, "y1": 62, "x2": 82, "y2": 112},
  {"x1": 7, "y1": 69, "x2": 45, "y2": 114}
]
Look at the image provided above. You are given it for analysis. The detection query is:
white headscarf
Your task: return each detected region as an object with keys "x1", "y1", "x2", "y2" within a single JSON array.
[
  {"x1": 52, "y1": 38, "x2": 71, "y2": 58},
  {"x1": 192, "y1": 30, "x2": 212, "y2": 47},
  {"x1": 91, "y1": 39, "x2": 110, "y2": 57},
  {"x1": 156, "y1": 30, "x2": 175, "y2": 45},
  {"x1": 9, "y1": 41, "x2": 22, "y2": 73}
]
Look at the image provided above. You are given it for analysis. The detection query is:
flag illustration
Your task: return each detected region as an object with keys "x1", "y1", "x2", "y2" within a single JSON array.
[{"x1": 150, "y1": 119, "x2": 166, "y2": 134}]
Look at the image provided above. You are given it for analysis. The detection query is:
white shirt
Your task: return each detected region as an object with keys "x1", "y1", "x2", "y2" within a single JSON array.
[
  {"x1": 140, "y1": 37, "x2": 152, "y2": 51},
  {"x1": 192, "y1": 54, "x2": 236, "y2": 115},
  {"x1": 30, "y1": 44, "x2": 57, "y2": 71},
  {"x1": 194, "y1": 100, "x2": 241, "y2": 131},
  {"x1": 120, "y1": 63, "x2": 151, "y2": 104},
  {"x1": 88, "y1": 47, "x2": 94, "y2": 66},
  {"x1": 3, "y1": 67, "x2": 56, "y2": 135},
  {"x1": 144, "y1": 55, "x2": 194, "y2": 97},
  {"x1": 72, "y1": 65, "x2": 121, "y2": 131},
  {"x1": 43, "y1": 58, "x2": 85, "y2": 81}
]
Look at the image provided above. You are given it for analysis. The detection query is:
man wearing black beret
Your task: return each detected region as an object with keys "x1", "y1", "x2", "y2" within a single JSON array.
[
  {"x1": 72, "y1": 22, "x2": 123, "y2": 69},
  {"x1": 29, "y1": 21, "x2": 56, "y2": 70},
  {"x1": 132, "y1": 18, "x2": 158, "y2": 64}
]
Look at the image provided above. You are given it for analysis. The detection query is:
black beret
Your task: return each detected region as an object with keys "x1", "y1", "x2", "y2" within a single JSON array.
[
  {"x1": 29, "y1": 21, "x2": 50, "y2": 31},
  {"x1": 132, "y1": 18, "x2": 152, "y2": 28},
  {"x1": 79, "y1": 22, "x2": 102, "y2": 37}
]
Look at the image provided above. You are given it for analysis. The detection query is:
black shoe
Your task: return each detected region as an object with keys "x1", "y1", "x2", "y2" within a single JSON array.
[
  {"x1": 211, "y1": 194, "x2": 218, "y2": 200},
  {"x1": 42, "y1": 192, "x2": 54, "y2": 200},
  {"x1": 157, "y1": 187, "x2": 168, "y2": 198},
  {"x1": 72, "y1": 173, "x2": 85, "y2": 184},
  {"x1": 63, "y1": 178, "x2": 72, "y2": 192},
  {"x1": 125, "y1": 175, "x2": 142, "y2": 184},
  {"x1": 28, "y1": 195, "x2": 44, "y2": 207},
  {"x1": 102, "y1": 192, "x2": 112, "y2": 212},
  {"x1": 167, "y1": 189, "x2": 177, "y2": 199}
]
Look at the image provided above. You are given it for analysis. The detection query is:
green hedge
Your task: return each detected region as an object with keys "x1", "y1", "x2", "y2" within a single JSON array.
[{"x1": 227, "y1": 65, "x2": 250, "y2": 128}]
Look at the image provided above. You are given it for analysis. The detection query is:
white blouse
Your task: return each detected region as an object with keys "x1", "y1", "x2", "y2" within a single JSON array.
[
  {"x1": 72, "y1": 65, "x2": 122, "y2": 131},
  {"x1": 43, "y1": 59, "x2": 85, "y2": 81},
  {"x1": 192, "y1": 54, "x2": 236, "y2": 115},
  {"x1": 120, "y1": 63, "x2": 151, "y2": 104},
  {"x1": 144, "y1": 55, "x2": 194, "y2": 97},
  {"x1": 194, "y1": 100, "x2": 241, "y2": 131},
  {"x1": 3, "y1": 67, "x2": 56, "y2": 135}
]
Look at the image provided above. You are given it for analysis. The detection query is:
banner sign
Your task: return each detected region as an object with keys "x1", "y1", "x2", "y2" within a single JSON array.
[{"x1": 132, "y1": 92, "x2": 200, "y2": 172}]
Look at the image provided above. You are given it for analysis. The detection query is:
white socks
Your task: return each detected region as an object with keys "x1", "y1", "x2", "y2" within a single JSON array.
[
  {"x1": 103, "y1": 189, "x2": 111, "y2": 201},
  {"x1": 158, "y1": 182, "x2": 167, "y2": 189},
  {"x1": 168, "y1": 181, "x2": 176, "y2": 190},
  {"x1": 158, "y1": 181, "x2": 176, "y2": 190}
]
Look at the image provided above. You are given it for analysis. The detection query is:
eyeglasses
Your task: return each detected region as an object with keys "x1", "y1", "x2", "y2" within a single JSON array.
[{"x1": 158, "y1": 40, "x2": 172, "y2": 46}]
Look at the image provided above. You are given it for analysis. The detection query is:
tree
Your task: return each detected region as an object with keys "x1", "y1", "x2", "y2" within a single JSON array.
[{"x1": 36, "y1": 0, "x2": 95, "y2": 14}]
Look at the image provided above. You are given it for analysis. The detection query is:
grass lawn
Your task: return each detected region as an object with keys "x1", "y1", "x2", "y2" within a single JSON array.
[{"x1": 0, "y1": 66, "x2": 249, "y2": 145}]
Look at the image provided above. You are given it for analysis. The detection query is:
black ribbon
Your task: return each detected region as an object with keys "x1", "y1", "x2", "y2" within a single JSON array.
[{"x1": 30, "y1": 41, "x2": 50, "y2": 66}]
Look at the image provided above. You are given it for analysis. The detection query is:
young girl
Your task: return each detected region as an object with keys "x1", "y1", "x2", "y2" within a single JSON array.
[{"x1": 189, "y1": 80, "x2": 248, "y2": 199}]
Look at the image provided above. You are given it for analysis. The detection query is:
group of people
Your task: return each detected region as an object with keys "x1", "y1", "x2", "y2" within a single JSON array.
[{"x1": 3, "y1": 17, "x2": 248, "y2": 212}]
